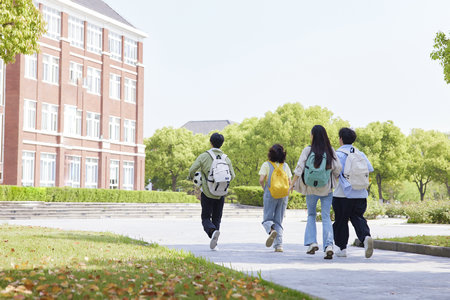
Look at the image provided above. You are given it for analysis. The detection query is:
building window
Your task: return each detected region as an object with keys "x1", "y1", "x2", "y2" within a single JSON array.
[
  {"x1": 86, "y1": 67, "x2": 101, "y2": 94},
  {"x1": 85, "y1": 158, "x2": 98, "y2": 188},
  {"x1": 42, "y1": 103, "x2": 58, "y2": 132},
  {"x1": 109, "y1": 116, "x2": 120, "y2": 141},
  {"x1": 109, "y1": 73, "x2": 121, "y2": 100},
  {"x1": 124, "y1": 119, "x2": 136, "y2": 143},
  {"x1": 22, "y1": 151, "x2": 35, "y2": 186},
  {"x1": 87, "y1": 24, "x2": 102, "y2": 54},
  {"x1": 66, "y1": 156, "x2": 81, "y2": 188},
  {"x1": 124, "y1": 78, "x2": 136, "y2": 104},
  {"x1": 109, "y1": 160, "x2": 119, "y2": 189},
  {"x1": 123, "y1": 161, "x2": 134, "y2": 190},
  {"x1": 43, "y1": 6, "x2": 61, "y2": 40},
  {"x1": 64, "y1": 105, "x2": 82, "y2": 136},
  {"x1": 43, "y1": 54, "x2": 59, "y2": 85},
  {"x1": 124, "y1": 38, "x2": 137, "y2": 65},
  {"x1": 40, "y1": 153, "x2": 56, "y2": 187},
  {"x1": 23, "y1": 100, "x2": 36, "y2": 130},
  {"x1": 109, "y1": 32, "x2": 122, "y2": 61},
  {"x1": 69, "y1": 62, "x2": 83, "y2": 85},
  {"x1": 68, "y1": 16, "x2": 84, "y2": 48},
  {"x1": 86, "y1": 112, "x2": 100, "y2": 138},
  {"x1": 24, "y1": 54, "x2": 37, "y2": 80}
]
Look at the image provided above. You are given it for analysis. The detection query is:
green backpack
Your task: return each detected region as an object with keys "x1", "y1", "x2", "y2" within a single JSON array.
[{"x1": 304, "y1": 152, "x2": 331, "y2": 187}]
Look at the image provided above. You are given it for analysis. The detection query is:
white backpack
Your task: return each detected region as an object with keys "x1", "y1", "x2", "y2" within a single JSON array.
[
  {"x1": 206, "y1": 150, "x2": 231, "y2": 196},
  {"x1": 339, "y1": 147, "x2": 370, "y2": 190}
]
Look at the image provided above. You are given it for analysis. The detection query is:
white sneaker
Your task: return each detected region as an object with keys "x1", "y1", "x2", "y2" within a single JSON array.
[
  {"x1": 275, "y1": 246, "x2": 283, "y2": 252},
  {"x1": 306, "y1": 243, "x2": 319, "y2": 254},
  {"x1": 266, "y1": 230, "x2": 277, "y2": 247},
  {"x1": 324, "y1": 245, "x2": 333, "y2": 259},
  {"x1": 211, "y1": 246, "x2": 219, "y2": 251},
  {"x1": 336, "y1": 248, "x2": 347, "y2": 257},
  {"x1": 364, "y1": 236, "x2": 373, "y2": 258},
  {"x1": 210, "y1": 230, "x2": 220, "y2": 250}
]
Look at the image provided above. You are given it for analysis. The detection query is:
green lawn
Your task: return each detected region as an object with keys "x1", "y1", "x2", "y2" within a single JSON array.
[
  {"x1": 380, "y1": 235, "x2": 450, "y2": 247},
  {"x1": 0, "y1": 225, "x2": 313, "y2": 299}
]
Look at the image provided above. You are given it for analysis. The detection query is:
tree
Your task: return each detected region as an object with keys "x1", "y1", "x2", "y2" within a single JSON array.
[
  {"x1": 430, "y1": 31, "x2": 450, "y2": 84},
  {"x1": 355, "y1": 121, "x2": 407, "y2": 202},
  {"x1": 406, "y1": 129, "x2": 449, "y2": 200},
  {"x1": 0, "y1": 0, "x2": 45, "y2": 63},
  {"x1": 145, "y1": 127, "x2": 207, "y2": 191}
]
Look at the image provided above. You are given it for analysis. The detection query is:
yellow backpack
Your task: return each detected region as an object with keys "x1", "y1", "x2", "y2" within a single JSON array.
[{"x1": 267, "y1": 161, "x2": 289, "y2": 199}]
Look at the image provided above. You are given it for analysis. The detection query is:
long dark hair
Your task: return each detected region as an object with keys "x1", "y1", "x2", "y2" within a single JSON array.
[
  {"x1": 310, "y1": 125, "x2": 335, "y2": 169},
  {"x1": 268, "y1": 144, "x2": 286, "y2": 163}
]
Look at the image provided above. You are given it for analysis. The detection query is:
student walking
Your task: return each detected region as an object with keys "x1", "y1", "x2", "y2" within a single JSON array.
[
  {"x1": 290, "y1": 125, "x2": 341, "y2": 259},
  {"x1": 333, "y1": 127, "x2": 374, "y2": 258},
  {"x1": 259, "y1": 144, "x2": 292, "y2": 252},
  {"x1": 189, "y1": 133, "x2": 235, "y2": 250}
]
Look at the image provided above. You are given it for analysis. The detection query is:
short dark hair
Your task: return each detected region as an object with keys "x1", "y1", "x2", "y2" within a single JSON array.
[
  {"x1": 210, "y1": 133, "x2": 224, "y2": 148},
  {"x1": 268, "y1": 144, "x2": 286, "y2": 163},
  {"x1": 339, "y1": 127, "x2": 357, "y2": 144}
]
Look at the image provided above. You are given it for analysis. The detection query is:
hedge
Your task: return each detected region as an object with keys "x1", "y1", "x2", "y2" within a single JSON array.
[
  {"x1": 385, "y1": 200, "x2": 450, "y2": 224},
  {"x1": 0, "y1": 186, "x2": 198, "y2": 203},
  {"x1": 233, "y1": 186, "x2": 307, "y2": 209}
]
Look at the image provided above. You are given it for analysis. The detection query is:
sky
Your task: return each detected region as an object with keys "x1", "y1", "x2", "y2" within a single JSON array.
[{"x1": 104, "y1": 0, "x2": 450, "y2": 137}]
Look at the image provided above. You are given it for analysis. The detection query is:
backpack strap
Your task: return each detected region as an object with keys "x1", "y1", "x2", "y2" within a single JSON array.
[{"x1": 207, "y1": 149, "x2": 226, "y2": 160}]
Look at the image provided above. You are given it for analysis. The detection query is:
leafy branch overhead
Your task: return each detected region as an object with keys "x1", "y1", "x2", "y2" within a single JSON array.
[{"x1": 0, "y1": 0, "x2": 46, "y2": 63}]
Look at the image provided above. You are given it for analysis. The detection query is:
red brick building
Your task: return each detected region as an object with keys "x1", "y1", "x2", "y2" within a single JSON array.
[{"x1": 0, "y1": 0, "x2": 147, "y2": 190}]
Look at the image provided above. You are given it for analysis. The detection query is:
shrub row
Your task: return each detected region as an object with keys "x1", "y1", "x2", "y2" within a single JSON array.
[
  {"x1": 233, "y1": 186, "x2": 307, "y2": 209},
  {"x1": 385, "y1": 200, "x2": 450, "y2": 224},
  {"x1": 0, "y1": 186, "x2": 198, "y2": 203}
]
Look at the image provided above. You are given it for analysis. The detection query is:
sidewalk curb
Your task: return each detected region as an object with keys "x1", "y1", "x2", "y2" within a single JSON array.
[{"x1": 374, "y1": 240, "x2": 450, "y2": 258}]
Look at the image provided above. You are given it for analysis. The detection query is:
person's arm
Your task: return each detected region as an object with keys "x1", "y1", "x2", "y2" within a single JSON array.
[
  {"x1": 259, "y1": 175, "x2": 266, "y2": 190},
  {"x1": 289, "y1": 174, "x2": 299, "y2": 193},
  {"x1": 188, "y1": 155, "x2": 202, "y2": 179}
]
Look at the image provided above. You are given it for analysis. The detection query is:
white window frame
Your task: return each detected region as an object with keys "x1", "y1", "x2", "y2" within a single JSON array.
[
  {"x1": 64, "y1": 105, "x2": 82, "y2": 136},
  {"x1": 68, "y1": 16, "x2": 84, "y2": 49},
  {"x1": 86, "y1": 111, "x2": 100, "y2": 139},
  {"x1": 124, "y1": 78, "x2": 136, "y2": 104},
  {"x1": 43, "y1": 54, "x2": 59, "y2": 85},
  {"x1": 124, "y1": 119, "x2": 136, "y2": 144},
  {"x1": 109, "y1": 116, "x2": 120, "y2": 141},
  {"x1": 109, "y1": 159, "x2": 119, "y2": 189},
  {"x1": 69, "y1": 61, "x2": 83, "y2": 85},
  {"x1": 23, "y1": 99, "x2": 37, "y2": 130},
  {"x1": 22, "y1": 151, "x2": 35, "y2": 187},
  {"x1": 86, "y1": 67, "x2": 101, "y2": 95},
  {"x1": 40, "y1": 153, "x2": 56, "y2": 187},
  {"x1": 124, "y1": 38, "x2": 137, "y2": 65},
  {"x1": 41, "y1": 103, "x2": 58, "y2": 132},
  {"x1": 66, "y1": 155, "x2": 81, "y2": 188},
  {"x1": 109, "y1": 32, "x2": 122, "y2": 61},
  {"x1": 123, "y1": 161, "x2": 134, "y2": 190},
  {"x1": 85, "y1": 157, "x2": 98, "y2": 188},
  {"x1": 24, "y1": 54, "x2": 37, "y2": 80},
  {"x1": 43, "y1": 6, "x2": 61, "y2": 40},
  {"x1": 109, "y1": 73, "x2": 121, "y2": 100},
  {"x1": 87, "y1": 24, "x2": 102, "y2": 54}
]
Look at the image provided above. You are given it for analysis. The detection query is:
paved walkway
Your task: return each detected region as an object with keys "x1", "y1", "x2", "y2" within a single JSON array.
[{"x1": 3, "y1": 217, "x2": 450, "y2": 299}]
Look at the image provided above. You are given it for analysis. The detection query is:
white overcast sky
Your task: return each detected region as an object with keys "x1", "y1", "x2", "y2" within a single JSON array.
[{"x1": 105, "y1": 0, "x2": 450, "y2": 137}]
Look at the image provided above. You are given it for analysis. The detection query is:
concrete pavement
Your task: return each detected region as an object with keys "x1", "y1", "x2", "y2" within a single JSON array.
[{"x1": 3, "y1": 217, "x2": 450, "y2": 299}]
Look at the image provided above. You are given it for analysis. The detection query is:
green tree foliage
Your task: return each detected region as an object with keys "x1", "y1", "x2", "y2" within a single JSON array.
[
  {"x1": 355, "y1": 121, "x2": 407, "y2": 202},
  {"x1": 0, "y1": 0, "x2": 45, "y2": 63},
  {"x1": 222, "y1": 103, "x2": 349, "y2": 186},
  {"x1": 144, "y1": 127, "x2": 207, "y2": 191},
  {"x1": 407, "y1": 129, "x2": 449, "y2": 200},
  {"x1": 431, "y1": 31, "x2": 450, "y2": 84}
]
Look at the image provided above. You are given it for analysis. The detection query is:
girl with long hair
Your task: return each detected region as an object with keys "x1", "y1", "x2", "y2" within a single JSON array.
[{"x1": 290, "y1": 125, "x2": 341, "y2": 259}]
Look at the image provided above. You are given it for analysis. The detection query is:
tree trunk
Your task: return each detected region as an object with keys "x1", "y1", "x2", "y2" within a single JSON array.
[
  {"x1": 171, "y1": 175, "x2": 178, "y2": 191},
  {"x1": 446, "y1": 178, "x2": 450, "y2": 199},
  {"x1": 376, "y1": 173, "x2": 383, "y2": 202}
]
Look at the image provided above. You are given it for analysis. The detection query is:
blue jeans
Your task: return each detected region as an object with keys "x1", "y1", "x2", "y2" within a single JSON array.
[
  {"x1": 262, "y1": 187, "x2": 288, "y2": 248},
  {"x1": 304, "y1": 192, "x2": 334, "y2": 250}
]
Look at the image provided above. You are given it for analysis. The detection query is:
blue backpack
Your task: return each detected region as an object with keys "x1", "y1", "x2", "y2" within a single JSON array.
[{"x1": 304, "y1": 152, "x2": 331, "y2": 187}]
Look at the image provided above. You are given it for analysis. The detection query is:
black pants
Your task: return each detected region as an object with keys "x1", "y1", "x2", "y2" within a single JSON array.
[
  {"x1": 200, "y1": 192, "x2": 225, "y2": 238},
  {"x1": 332, "y1": 197, "x2": 371, "y2": 250}
]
